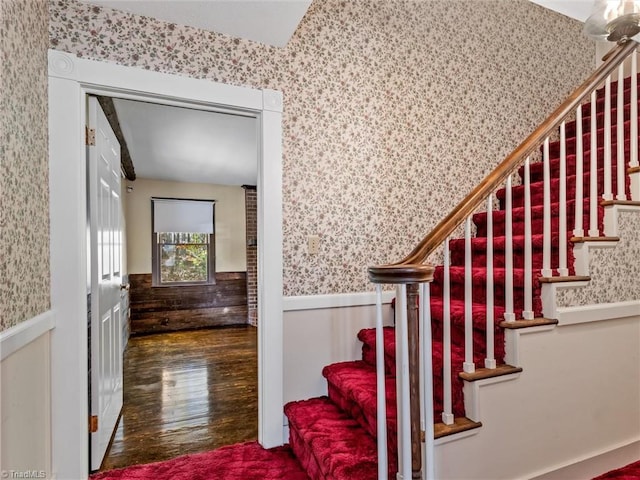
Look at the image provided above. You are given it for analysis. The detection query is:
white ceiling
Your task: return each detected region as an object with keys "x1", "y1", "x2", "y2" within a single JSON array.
[
  {"x1": 82, "y1": 0, "x2": 312, "y2": 47},
  {"x1": 113, "y1": 98, "x2": 258, "y2": 186},
  {"x1": 529, "y1": 0, "x2": 593, "y2": 22}
]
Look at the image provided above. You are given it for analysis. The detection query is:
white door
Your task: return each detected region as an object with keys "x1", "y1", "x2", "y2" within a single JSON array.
[{"x1": 88, "y1": 96, "x2": 124, "y2": 471}]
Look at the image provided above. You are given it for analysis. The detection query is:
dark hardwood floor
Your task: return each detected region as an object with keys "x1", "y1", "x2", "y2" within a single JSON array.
[{"x1": 100, "y1": 326, "x2": 258, "y2": 471}]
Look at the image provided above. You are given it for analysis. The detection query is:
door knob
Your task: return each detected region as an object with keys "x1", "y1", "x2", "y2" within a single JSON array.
[{"x1": 120, "y1": 283, "x2": 130, "y2": 291}]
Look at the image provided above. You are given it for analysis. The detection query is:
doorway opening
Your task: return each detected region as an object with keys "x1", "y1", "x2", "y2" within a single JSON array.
[
  {"x1": 86, "y1": 94, "x2": 261, "y2": 471},
  {"x1": 48, "y1": 49, "x2": 284, "y2": 480}
]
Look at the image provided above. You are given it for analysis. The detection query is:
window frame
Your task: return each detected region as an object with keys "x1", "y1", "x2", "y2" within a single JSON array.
[{"x1": 151, "y1": 197, "x2": 216, "y2": 287}]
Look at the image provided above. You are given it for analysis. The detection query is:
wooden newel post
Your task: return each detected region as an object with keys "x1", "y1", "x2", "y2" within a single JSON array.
[
  {"x1": 406, "y1": 283, "x2": 422, "y2": 480},
  {"x1": 368, "y1": 264, "x2": 434, "y2": 480}
]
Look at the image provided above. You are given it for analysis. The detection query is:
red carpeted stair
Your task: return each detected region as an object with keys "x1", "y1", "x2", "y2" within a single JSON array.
[{"x1": 282, "y1": 77, "x2": 637, "y2": 479}]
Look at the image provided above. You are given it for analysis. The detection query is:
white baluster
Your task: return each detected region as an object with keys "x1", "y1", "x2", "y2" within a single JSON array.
[
  {"x1": 504, "y1": 176, "x2": 516, "y2": 321},
  {"x1": 632, "y1": 52, "x2": 638, "y2": 169},
  {"x1": 375, "y1": 285, "x2": 388, "y2": 480},
  {"x1": 485, "y1": 194, "x2": 496, "y2": 368},
  {"x1": 420, "y1": 283, "x2": 435, "y2": 480},
  {"x1": 574, "y1": 106, "x2": 585, "y2": 237},
  {"x1": 442, "y1": 238, "x2": 454, "y2": 425},
  {"x1": 589, "y1": 90, "x2": 600, "y2": 237},
  {"x1": 603, "y1": 75, "x2": 613, "y2": 201},
  {"x1": 542, "y1": 138, "x2": 553, "y2": 277},
  {"x1": 395, "y1": 285, "x2": 411, "y2": 480},
  {"x1": 631, "y1": 51, "x2": 640, "y2": 201},
  {"x1": 617, "y1": 64, "x2": 627, "y2": 201},
  {"x1": 523, "y1": 157, "x2": 535, "y2": 320},
  {"x1": 463, "y1": 217, "x2": 475, "y2": 373},
  {"x1": 558, "y1": 122, "x2": 569, "y2": 276}
]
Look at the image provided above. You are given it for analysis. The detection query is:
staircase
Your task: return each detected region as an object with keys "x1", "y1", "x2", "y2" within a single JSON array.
[{"x1": 283, "y1": 41, "x2": 640, "y2": 479}]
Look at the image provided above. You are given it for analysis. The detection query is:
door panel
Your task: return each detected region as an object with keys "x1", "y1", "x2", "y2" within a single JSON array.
[{"x1": 89, "y1": 96, "x2": 123, "y2": 471}]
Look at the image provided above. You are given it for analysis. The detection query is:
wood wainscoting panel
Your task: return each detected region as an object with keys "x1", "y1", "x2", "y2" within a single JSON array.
[{"x1": 129, "y1": 272, "x2": 248, "y2": 334}]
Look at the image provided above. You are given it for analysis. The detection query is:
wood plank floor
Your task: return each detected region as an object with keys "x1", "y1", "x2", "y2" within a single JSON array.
[{"x1": 100, "y1": 326, "x2": 258, "y2": 472}]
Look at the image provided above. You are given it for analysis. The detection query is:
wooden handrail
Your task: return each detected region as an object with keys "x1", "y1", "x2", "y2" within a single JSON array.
[{"x1": 369, "y1": 40, "x2": 637, "y2": 284}]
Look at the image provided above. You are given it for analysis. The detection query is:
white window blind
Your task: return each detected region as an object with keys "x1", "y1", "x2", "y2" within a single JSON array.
[{"x1": 153, "y1": 199, "x2": 215, "y2": 234}]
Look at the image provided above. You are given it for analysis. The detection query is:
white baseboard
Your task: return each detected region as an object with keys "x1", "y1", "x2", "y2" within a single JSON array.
[
  {"x1": 527, "y1": 437, "x2": 640, "y2": 480},
  {"x1": 283, "y1": 290, "x2": 395, "y2": 311},
  {"x1": 0, "y1": 310, "x2": 55, "y2": 361},
  {"x1": 557, "y1": 300, "x2": 640, "y2": 326}
]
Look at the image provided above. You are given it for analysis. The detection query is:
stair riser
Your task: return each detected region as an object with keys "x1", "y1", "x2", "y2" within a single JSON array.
[
  {"x1": 326, "y1": 383, "x2": 399, "y2": 467},
  {"x1": 589, "y1": 82, "x2": 640, "y2": 109},
  {"x1": 525, "y1": 156, "x2": 630, "y2": 184},
  {"x1": 285, "y1": 398, "x2": 389, "y2": 480},
  {"x1": 472, "y1": 197, "x2": 596, "y2": 235},
  {"x1": 288, "y1": 427, "x2": 327, "y2": 480},
  {"x1": 449, "y1": 246, "x2": 572, "y2": 272},
  {"x1": 430, "y1": 279, "x2": 541, "y2": 312},
  {"x1": 475, "y1": 212, "x2": 595, "y2": 238},
  {"x1": 430, "y1": 319, "x2": 507, "y2": 366},
  {"x1": 497, "y1": 177, "x2": 629, "y2": 210},
  {"x1": 566, "y1": 100, "x2": 639, "y2": 137},
  {"x1": 548, "y1": 131, "x2": 635, "y2": 159}
]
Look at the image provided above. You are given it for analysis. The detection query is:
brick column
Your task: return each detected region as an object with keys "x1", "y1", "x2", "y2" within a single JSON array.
[{"x1": 242, "y1": 185, "x2": 258, "y2": 327}]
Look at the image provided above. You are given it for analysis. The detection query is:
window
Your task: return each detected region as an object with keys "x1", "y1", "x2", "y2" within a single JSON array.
[{"x1": 151, "y1": 198, "x2": 215, "y2": 286}]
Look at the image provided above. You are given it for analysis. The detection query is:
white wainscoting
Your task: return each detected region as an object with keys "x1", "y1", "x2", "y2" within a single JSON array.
[
  {"x1": 283, "y1": 290, "x2": 395, "y2": 311},
  {"x1": 1, "y1": 311, "x2": 54, "y2": 478},
  {"x1": 282, "y1": 293, "x2": 395, "y2": 400},
  {"x1": 0, "y1": 310, "x2": 55, "y2": 361}
]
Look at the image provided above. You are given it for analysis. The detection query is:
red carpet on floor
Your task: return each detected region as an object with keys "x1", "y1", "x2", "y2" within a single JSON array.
[
  {"x1": 593, "y1": 459, "x2": 640, "y2": 479},
  {"x1": 90, "y1": 442, "x2": 310, "y2": 480}
]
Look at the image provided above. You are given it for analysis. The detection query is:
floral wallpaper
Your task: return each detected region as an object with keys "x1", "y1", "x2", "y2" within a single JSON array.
[
  {"x1": 1, "y1": 0, "x2": 50, "y2": 331},
  {"x1": 49, "y1": 0, "x2": 596, "y2": 297},
  {"x1": 556, "y1": 211, "x2": 640, "y2": 307}
]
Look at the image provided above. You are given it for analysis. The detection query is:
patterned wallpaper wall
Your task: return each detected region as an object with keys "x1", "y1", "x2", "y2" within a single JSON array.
[
  {"x1": 556, "y1": 212, "x2": 640, "y2": 307},
  {"x1": 1, "y1": 0, "x2": 50, "y2": 331},
  {"x1": 49, "y1": 0, "x2": 596, "y2": 297}
]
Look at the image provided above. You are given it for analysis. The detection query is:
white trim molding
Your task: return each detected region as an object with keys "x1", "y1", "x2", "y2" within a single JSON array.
[
  {"x1": 462, "y1": 372, "x2": 521, "y2": 423},
  {"x1": 283, "y1": 290, "x2": 395, "y2": 311},
  {"x1": 556, "y1": 300, "x2": 640, "y2": 326},
  {"x1": 540, "y1": 280, "x2": 591, "y2": 319},
  {"x1": 572, "y1": 239, "x2": 619, "y2": 277},
  {"x1": 0, "y1": 311, "x2": 55, "y2": 361},
  {"x1": 48, "y1": 49, "x2": 283, "y2": 479},
  {"x1": 527, "y1": 437, "x2": 640, "y2": 480},
  {"x1": 504, "y1": 324, "x2": 557, "y2": 367},
  {"x1": 603, "y1": 203, "x2": 640, "y2": 237}
]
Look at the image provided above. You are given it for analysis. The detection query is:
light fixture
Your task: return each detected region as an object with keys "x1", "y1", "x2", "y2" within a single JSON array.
[{"x1": 584, "y1": 0, "x2": 640, "y2": 42}]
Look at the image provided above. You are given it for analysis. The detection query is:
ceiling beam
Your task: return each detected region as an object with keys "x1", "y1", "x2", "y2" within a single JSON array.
[{"x1": 97, "y1": 96, "x2": 136, "y2": 181}]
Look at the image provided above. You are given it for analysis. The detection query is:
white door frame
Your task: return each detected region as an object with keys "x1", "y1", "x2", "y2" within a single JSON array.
[{"x1": 48, "y1": 49, "x2": 283, "y2": 479}]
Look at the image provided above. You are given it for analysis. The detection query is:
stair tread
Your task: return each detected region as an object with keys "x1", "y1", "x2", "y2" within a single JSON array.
[
  {"x1": 458, "y1": 364, "x2": 522, "y2": 382},
  {"x1": 322, "y1": 360, "x2": 397, "y2": 421},
  {"x1": 285, "y1": 397, "x2": 385, "y2": 480}
]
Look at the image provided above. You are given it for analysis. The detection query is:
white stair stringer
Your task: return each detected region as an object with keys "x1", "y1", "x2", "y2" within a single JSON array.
[
  {"x1": 542, "y1": 204, "x2": 640, "y2": 319},
  {"x1": 603, "y1": 203, "x2": 640, "y2": 237},
  {"x1": 430, "y1": 314, "x2": 640, "y2": 480},
  {"x1": 427, "y1": 205, "x2": 640, "y2": 479},
  {"x1": 630, "y1": 169, "x2": 640, "y2": 201}
]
